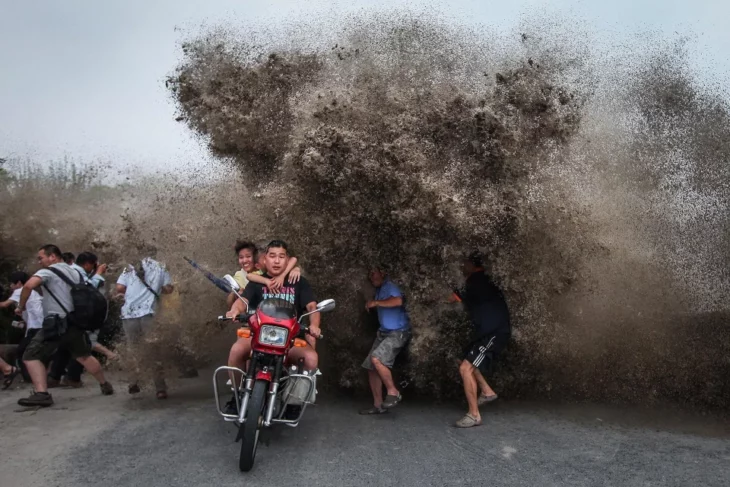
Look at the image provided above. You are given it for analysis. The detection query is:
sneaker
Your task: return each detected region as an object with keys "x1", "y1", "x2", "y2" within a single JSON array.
[
  {"x1": 128, "y1": 384, "x2": 141, "y2": 394},
  {"x1": 100, "y1": 382, "x2": 114, "y2": 396},
  {"x1": 18, "y1": 392, "x2": 54, "y2": 407},
  {"x1": 61, "y1": 377, "x2": 83, "y2": 388}
]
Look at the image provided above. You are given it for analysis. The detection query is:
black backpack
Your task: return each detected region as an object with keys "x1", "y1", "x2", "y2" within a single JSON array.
[{"x1": 44, "y1": 267, "x2": 109, "y2": 331}]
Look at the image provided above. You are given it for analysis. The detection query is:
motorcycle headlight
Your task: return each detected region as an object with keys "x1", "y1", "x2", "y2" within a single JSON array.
[{"x1": 259, "y1": 325, "x2": 288, "y2": 347}]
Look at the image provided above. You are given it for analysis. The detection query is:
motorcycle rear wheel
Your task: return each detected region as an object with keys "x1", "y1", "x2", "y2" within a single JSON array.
[{"x1": 239, "y1": 379, "x2": 267, "y2": 472}]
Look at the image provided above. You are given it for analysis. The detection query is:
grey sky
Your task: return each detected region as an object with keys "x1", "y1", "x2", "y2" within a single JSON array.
[{"x1": 1, "y1": 0, "x2": 728, "y2": 172}]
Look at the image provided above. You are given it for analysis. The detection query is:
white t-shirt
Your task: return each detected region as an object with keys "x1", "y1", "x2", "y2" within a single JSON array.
[
  {"x1": 10, "y1": 288, "x2": 44, "y2": 333},
  {"x1": 117, "y1": 258, "x2": 172, "y2": 319},
  {"x1": 35, "y1": 263, "x2": 78, "y2": 318}
]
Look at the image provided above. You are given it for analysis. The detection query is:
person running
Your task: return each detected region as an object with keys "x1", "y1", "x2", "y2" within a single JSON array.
[
  {"x1": 359, "y1": 267, "x2": 411, "y2": 414},
  {"x1": 0, "y1": 271, "x2": 44, "y2": 387},
  {"x1": 115, "y1": 255, "x2": 173, "y2": 399},
  {"x1": 450, "y1": 252, "x2": 511, "y2": 428},
  {"x1": 48, "y1": 252, "x2": 115, "y2": 388},
  {"x1": 15, "y1": 244, "x2": 114, "y2": 407}
]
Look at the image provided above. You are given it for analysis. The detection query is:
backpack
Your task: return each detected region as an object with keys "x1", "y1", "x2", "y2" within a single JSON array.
[{"x1": 44, "y1": 267, "x2": 109, "y2": 331}]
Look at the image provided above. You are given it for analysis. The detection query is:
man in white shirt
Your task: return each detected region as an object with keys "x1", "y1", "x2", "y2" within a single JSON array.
[
  {"x1": 0, "y1": 271, "x2": 44, "y2": 386},
  {"x1": 16, "y1": 245, "x2": 114, "y2": 407},
  {"x1": 115, "y1": 256, "x2": 173, "y2": 399}
]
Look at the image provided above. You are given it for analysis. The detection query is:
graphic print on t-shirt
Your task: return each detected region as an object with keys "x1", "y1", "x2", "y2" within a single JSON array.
[{"x1": 261, "y1": 285, "x2": 295, "y2": 305}]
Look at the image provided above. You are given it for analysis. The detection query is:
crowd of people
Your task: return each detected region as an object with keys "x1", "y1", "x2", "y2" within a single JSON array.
[
  {"x1": 0, "y1": 244, "x2": 176, "y2": 406},
  {"x1": 1, "y1": 240, "x2": 511, "y2": 428}
]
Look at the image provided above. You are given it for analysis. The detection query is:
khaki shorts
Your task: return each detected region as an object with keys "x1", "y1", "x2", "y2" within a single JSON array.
[
  {"x1": 362, "y1": 329, "x2": 410, "y2": 370},
  {"x1": 23, "y1": 326, "x2": 92, "y2": 362}
]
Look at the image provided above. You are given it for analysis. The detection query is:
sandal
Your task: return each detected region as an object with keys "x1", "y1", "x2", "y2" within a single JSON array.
[
  {"x1": 381, "y1": 393, "x2": 402, "y2": 409},
  {"x1": 2, "y1": 367, "x2": 20, "y2": 390},
  {"x1": 455, "y1": 413, "x2": 482, "y2": 428},
  {"x1": 478, "y1": 393, "x2": 498, "y2": 406}
]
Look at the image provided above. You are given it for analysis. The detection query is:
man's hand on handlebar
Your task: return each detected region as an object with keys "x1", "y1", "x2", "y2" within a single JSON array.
[{"x1": 308, "y1": 324, "x2": 322, "y2": 339}]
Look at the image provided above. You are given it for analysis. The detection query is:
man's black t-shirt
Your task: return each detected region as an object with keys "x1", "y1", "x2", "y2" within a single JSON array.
[
  {"x1": 242, "y1": 274, "x2": 316, "y2": 317},
  {"x1": 457, "y1": 271, "x2": 510, "y2": 339}
]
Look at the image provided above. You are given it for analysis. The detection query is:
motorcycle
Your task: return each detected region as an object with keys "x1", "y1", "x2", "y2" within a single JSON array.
[{"x1": 213, "y1": 274, "x2": 335, "y2": 472}]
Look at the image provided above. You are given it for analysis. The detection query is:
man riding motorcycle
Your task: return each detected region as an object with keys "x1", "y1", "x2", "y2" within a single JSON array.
[{"x1": 225, "y1": 240, "x2": 321, "y2": 396}]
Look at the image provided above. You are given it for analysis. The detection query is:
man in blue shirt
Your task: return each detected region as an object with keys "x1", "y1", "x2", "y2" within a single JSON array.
[{"x1": 360, "y1": 267, "x2": 411, "y2": 415}]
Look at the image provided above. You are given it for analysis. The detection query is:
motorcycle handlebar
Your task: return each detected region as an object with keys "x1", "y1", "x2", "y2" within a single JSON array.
[
  {"x1": 215, "y1": 316, "x2": 323, "y2": 339},
  {"x1": 217, "y1": 313, "x2": 250, "y2": 322}
]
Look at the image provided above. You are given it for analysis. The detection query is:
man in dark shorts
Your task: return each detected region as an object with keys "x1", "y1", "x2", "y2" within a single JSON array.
[
  {"x1": 450, "y1": 252, "x2": 510, "y2": 428},
  {"x1": 359, "y1": 267, "x2": 410, "y2": 415},
  {"x1": 15, "y1": 245, "x2": 114, "y2": 407}
]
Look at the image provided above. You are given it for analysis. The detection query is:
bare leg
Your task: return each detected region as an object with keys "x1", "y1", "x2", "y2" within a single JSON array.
[
  {"x1": 228, "y1": 337, "x2": 251, "y2": 386},
  {"x1": 76, "y1": 355, "x2": 107, "y2": 384},
  {"x1": 368, "y1": 369, "x2": 384, "y2": 408},
  {"x1": 371, "y1": 357, "x2": 399, "y2": 397},
  {"x1": 0, "y1": 356, "x2": 12, "y2": 375},
  {"x1": 459, "y1": 360, "x2": 480, "y2": 420},
  {"x1": 24, "y1": 360, "x2": 48, "y2": 392},
  {"x1": 473, "y1": 368, "x2": 495, "y2": 397},
  {"x1": 287, "y1": 345, "x2": 318, "y2": 370},
  {"x1": 92, "y1": 343, "x2": 118, "y2": 361}
]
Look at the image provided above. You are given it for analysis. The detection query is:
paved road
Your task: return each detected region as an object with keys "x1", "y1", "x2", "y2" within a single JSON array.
[{"x1": 2, "y1": 372, "x2": 729, "y2": 487}]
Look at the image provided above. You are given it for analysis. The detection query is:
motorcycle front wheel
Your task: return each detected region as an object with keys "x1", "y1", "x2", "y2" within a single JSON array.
[{"x1": 239, "y1": 379, "x2": 268, "y2": 472}]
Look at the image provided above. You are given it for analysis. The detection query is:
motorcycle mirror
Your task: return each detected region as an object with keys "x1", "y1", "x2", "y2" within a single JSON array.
[
  {"x1": 316, "y1": 299, "x2": 336, "y2": 313},
  {"x1": 223, "y1": 274, "x2": 240, "y2": 292}
]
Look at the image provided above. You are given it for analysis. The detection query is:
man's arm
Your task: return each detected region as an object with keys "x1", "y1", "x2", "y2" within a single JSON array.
[
  {"x1": 88, "y1": 274, "x2": 105, "y2": 289},
  {"x1": 114, "y1": 284, "x2": 127, "y2": 302},
  {"x1": 161, "y1": 284, "x2": 174, "y2": 295},
  {"x1": 367, "y1": 296, "x2": 403, "y2": 308},
  {"x1": 0, "y1": 298, "x2": 17, "y2": 309},
  {"x1": 16, "y1": 276, "x2": 43, "y2": 314},
  {"x1": 306, "y1": 301, "x2": 321, "y2": 338},
  {"x1": 226, "y1": 297, "x2": 250, "y2": 319},
  {"x1": 366, "y1": 282, "x2": 404, "y2": 309}
]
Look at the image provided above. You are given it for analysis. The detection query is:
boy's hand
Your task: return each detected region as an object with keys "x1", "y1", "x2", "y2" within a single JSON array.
[
  {"x1": 288, "y1": 267, "x2": 301, "y2": 284},
  {"x1": 268, "y1": 276, "x2": 285, "y2": 292},
  {"x1": 96, "y1": 264, "x2": 108, "y2": 275}
]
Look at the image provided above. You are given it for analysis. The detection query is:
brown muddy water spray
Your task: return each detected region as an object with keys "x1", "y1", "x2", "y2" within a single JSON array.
[{"x1": 2, "y1": 11, "x2": 728, "y2": 407}]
